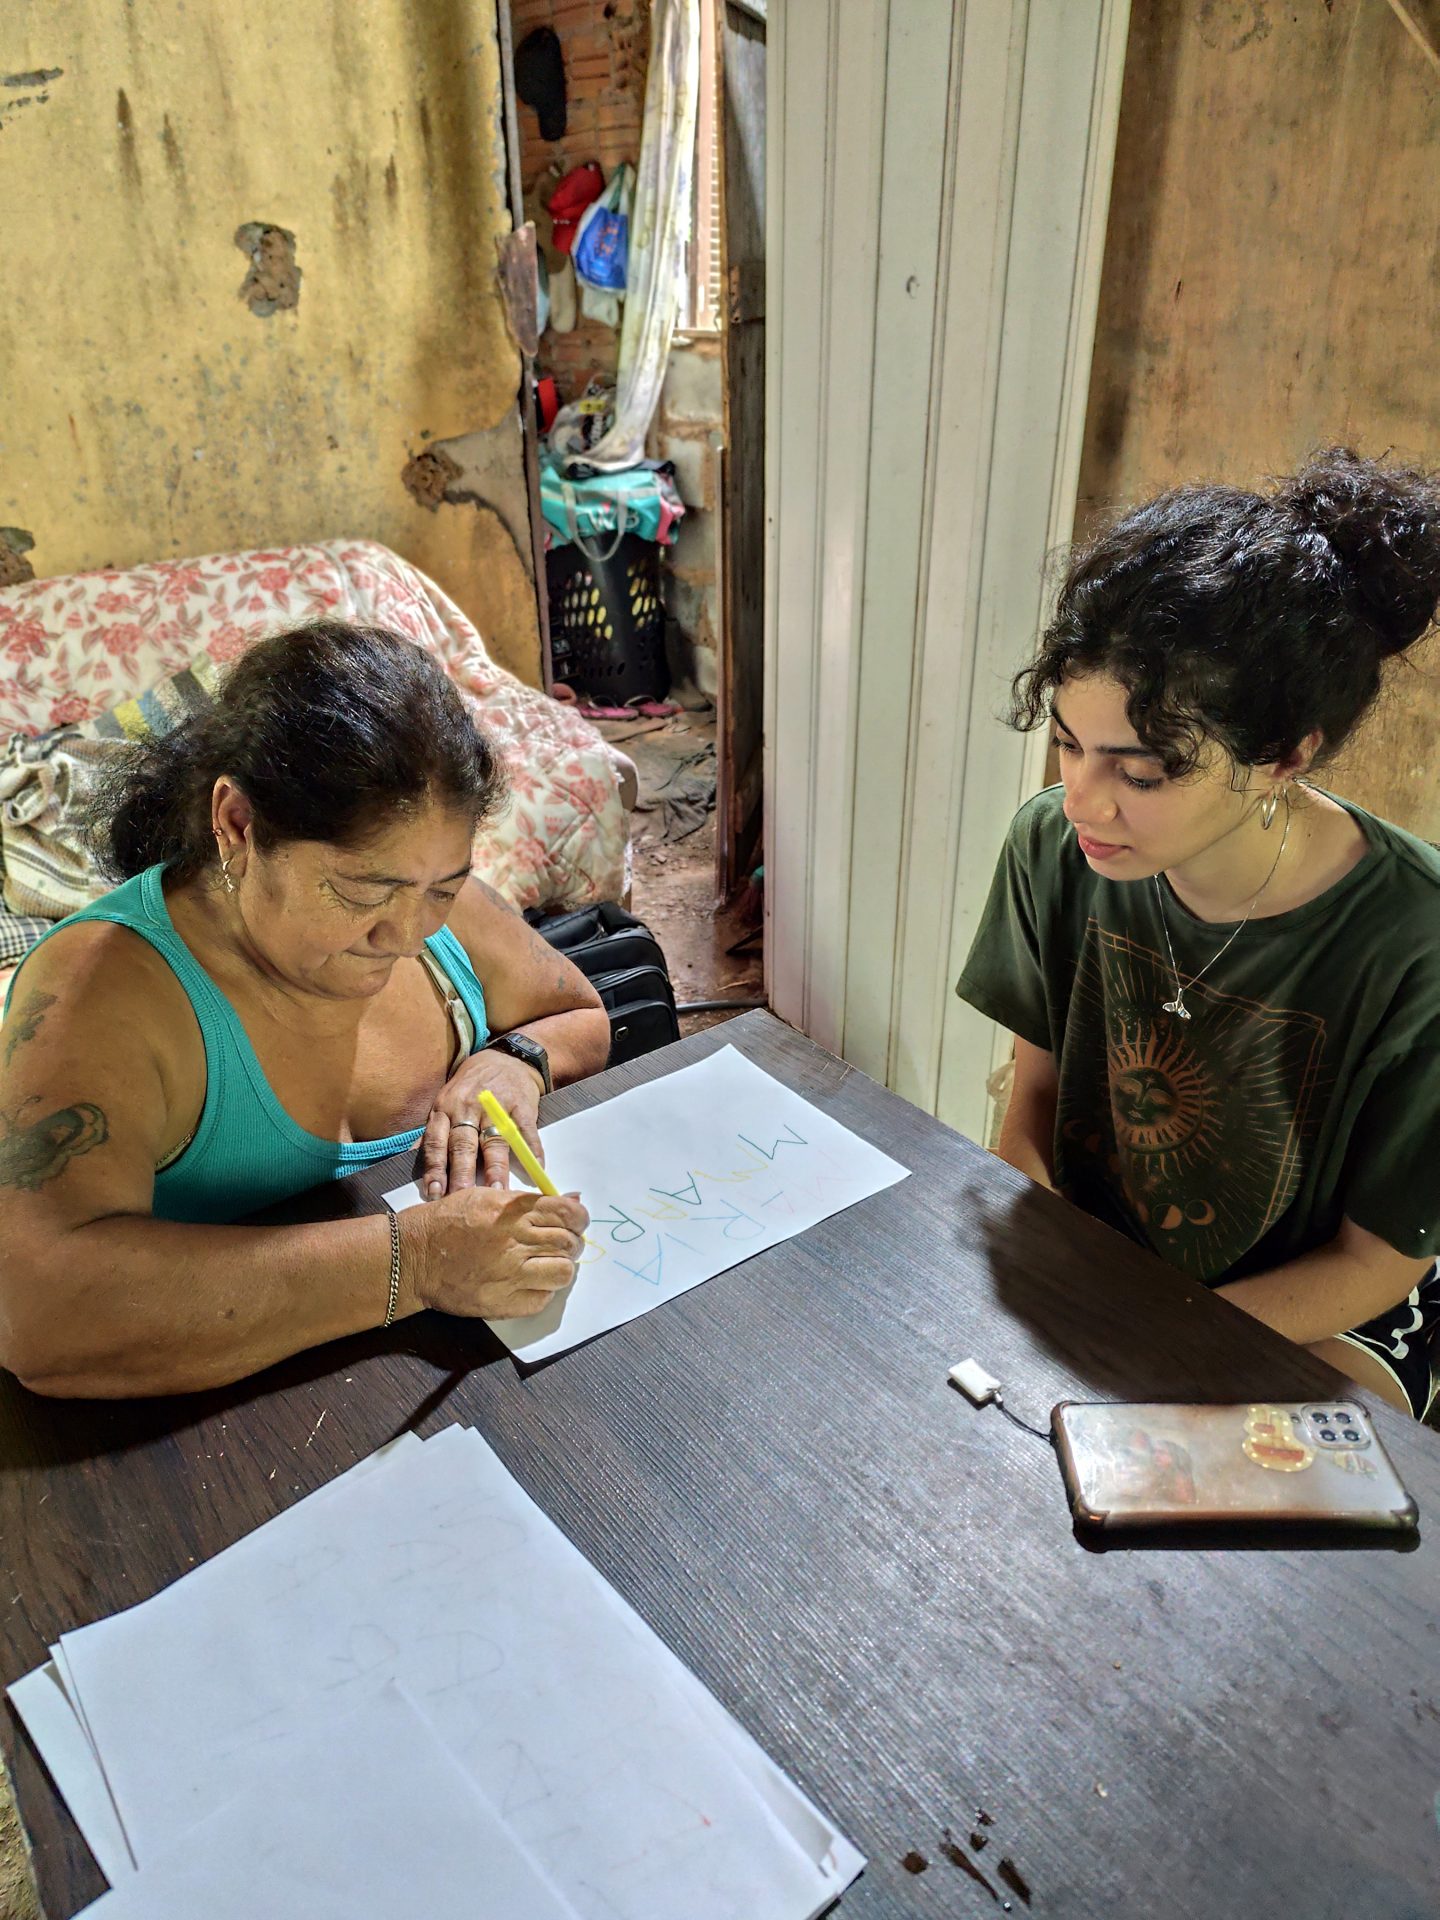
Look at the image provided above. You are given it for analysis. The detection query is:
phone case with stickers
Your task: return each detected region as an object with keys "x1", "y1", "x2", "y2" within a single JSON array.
[{"x1": 1052, "y1": 1400, "x2": 1419, "y2": 1546}]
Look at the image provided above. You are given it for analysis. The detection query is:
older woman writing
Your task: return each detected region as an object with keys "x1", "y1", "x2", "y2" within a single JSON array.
[{"x1": 0, "y1": 622, "x2": 607, "y2": 1397}]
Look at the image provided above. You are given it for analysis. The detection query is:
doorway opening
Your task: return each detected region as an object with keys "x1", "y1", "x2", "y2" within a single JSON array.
[{"x1": 510, "y1": 0, "x2": 767, "y2": 1027}]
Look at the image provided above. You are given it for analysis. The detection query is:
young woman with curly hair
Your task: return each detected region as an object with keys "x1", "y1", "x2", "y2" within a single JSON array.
[{"x1": 958, "y1": 450, "x2": 1440, "y2": 1418}]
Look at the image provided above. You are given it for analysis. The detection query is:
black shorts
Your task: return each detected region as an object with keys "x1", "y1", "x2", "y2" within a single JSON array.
[{"x1": 1335, "y1": 1265, "x2": 1440, "y2": 1420}]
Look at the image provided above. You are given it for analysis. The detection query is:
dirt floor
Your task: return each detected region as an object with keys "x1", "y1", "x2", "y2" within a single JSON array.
[
  {"x1": 0, "y1": 1754, "x2": 41, "y2": 1920},
  {"x1": 593, "y1": 707, "x2": 765, "y2": 1035}
]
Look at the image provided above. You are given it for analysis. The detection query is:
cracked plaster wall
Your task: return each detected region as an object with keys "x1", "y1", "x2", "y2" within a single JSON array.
[{"x1": 1, "y1": 1, "x2": 541, "y2": 682}]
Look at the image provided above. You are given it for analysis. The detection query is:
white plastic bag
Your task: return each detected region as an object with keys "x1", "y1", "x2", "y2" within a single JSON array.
[{"x1": 547, "y1": 382, "x2": 616, "y2": 463}]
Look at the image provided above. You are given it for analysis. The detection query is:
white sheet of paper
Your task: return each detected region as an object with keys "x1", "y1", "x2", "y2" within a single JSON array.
[
  {"x1": 58, "y1": 1426, "x2": 860, "y2": 1920},
  {"x1": 9, "y1": 1662, "x2": 133, "y2": 1884},
  {"x1": 8, "y1": 1432, "x2": 428, "y2": 1890},
  {"x1": 479, "y1": 1046, "x2": 909, "y2": 1361},
  {"x1": 75, "y1": 1684, "x2": 579, "y2": 1920}
]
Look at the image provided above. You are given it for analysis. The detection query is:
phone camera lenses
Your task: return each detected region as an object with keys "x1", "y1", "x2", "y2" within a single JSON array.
[
  {"x1": 1320, "y1": 1429, "x2": 1337, "y2": 1442},
  {"x1": 1343, "y1": 1429, "x2": 1360, "y2": 1442}
]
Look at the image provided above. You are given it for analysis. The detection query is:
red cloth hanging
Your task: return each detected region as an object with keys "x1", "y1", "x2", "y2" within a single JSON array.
[{"x1": 547, "y1": 162, "x2": 605, "y2": 256}]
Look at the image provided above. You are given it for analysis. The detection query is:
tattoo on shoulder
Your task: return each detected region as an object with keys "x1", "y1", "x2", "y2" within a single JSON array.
[
  {"x1": 0, "y1": 1095, "x2": 109, "y2": 1193},
  {"x1": 477, "y1": 879, "x2": 518, "y2": 916},
  {"x1": 3, "y1": 990, "x2": 57, "y2": 1069}
]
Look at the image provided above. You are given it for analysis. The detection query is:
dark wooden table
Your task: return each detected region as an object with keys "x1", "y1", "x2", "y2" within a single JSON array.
[{"x1": 3, "y1": 1011, "x2": 1438, "y2": 1917}]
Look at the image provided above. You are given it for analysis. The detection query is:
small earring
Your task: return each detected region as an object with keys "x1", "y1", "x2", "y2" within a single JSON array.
[
  {"x1": 1260, "y1": 786, "x2": 1287, "y2": 831},
  {"x1": 214, "y1": 832, "x2": 238, "y2": 894}
]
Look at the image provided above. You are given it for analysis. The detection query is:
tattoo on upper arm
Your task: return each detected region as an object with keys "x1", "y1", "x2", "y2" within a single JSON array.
[
  {"x1": 0, "y1": 1096, "x2": 109, "y2": 1192},
  {"x1": 3, "y1": 990, "x2": 57, "y2": 1069}
]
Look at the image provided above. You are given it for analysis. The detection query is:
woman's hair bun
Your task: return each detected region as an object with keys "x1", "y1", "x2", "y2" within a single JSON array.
[{"x1": 1275, "y1": 446, "x2": 1440, "y2": 658}]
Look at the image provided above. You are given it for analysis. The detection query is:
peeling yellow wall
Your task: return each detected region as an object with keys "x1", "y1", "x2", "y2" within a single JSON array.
[{"x1": 1, "y1": 0, "x2": 541, "y2": 681}]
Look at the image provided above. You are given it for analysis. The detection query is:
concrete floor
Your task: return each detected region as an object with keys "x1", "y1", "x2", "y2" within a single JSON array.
[{"x1": 595, "y1": 709, "x2": 765, "y2": 1034}]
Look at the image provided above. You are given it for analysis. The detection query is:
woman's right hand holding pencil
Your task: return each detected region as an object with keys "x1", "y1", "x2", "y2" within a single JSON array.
[{"x1": 398, "y1": 1187, "x2": 590, "y2": 1321}]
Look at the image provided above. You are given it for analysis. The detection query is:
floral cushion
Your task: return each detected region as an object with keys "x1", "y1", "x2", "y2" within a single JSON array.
[{"x1": 0, "y1": 541, "x2": 630, "y2": 920}]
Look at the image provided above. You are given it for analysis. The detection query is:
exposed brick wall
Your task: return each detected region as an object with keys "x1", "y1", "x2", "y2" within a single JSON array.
[{"x1": 511, "y1": 0, "x2": 649, "y2": 399}]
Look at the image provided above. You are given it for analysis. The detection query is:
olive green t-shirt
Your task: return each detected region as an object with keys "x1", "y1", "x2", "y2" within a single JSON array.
[{"x1": 955, "y1": 785, "x2": 1440, "y2": 1283}]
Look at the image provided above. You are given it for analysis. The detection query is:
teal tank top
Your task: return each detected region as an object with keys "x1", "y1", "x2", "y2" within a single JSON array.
[{"x1": 7, "y1": 865, "x2": 488, "y2": 1223}]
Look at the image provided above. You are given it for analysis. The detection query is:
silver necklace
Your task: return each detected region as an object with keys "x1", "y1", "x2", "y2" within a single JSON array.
[{"x1": 1153, "y1": 798, "x2": 1292, "y2": 1019}]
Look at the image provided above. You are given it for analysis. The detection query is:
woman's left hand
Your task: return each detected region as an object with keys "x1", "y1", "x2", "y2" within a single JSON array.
[{"x1": 420, "y1": 1049, "x2": 546, "y2": 1197}]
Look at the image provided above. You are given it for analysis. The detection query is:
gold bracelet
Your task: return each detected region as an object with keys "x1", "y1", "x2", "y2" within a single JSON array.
[{"x1": 383, "y1": 1207, "x2": 402, "y2": 1328}]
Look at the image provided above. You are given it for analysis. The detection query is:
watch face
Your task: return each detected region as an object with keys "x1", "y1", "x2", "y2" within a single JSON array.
[{"x1": 497, "y1": 1034, "x2": 551, "y2": 1090}]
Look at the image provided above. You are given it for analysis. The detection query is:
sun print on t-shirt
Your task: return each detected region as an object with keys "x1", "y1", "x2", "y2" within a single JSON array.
[{"x1": 1057, "y1": 922, "x2": 1328, "y2": 1278}]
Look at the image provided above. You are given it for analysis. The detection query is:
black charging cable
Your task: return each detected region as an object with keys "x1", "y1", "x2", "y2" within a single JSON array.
[{"x1": 948, "y1": 1359, "x2": 1056, "y2": 1447}]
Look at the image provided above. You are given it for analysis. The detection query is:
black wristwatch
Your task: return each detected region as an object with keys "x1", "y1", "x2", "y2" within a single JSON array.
[{"x1": 485, "y1": 1031, "x2": 553, "y2": 1095}]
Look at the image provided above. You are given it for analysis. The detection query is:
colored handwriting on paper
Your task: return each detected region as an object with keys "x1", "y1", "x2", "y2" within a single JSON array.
[
  {"x1": 576, "y1": 1126, "x2": 856, "y2": 1282},
  {"x1": 467, "y1": 1045, "x2": 912, "y2": 1360}
]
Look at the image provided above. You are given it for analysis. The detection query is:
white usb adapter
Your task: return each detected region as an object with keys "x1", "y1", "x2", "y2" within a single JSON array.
[{"x1": 947, "y1": 1357, "x2": 1002, "y2": 1406}]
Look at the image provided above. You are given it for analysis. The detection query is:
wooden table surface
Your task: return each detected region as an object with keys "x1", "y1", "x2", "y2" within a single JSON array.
[{"x1": 2, "y1": 1011, "x2": 1438, "y2": 1918}]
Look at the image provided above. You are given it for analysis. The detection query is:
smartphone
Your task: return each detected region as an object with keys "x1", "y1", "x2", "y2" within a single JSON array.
[{"x1": 1052, "y1": 1400, "x2": 1419, "y2": 1547}]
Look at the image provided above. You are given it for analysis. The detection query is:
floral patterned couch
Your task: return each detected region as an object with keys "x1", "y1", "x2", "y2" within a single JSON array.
[{"x1": 0, "y1": 540, "x2": 632, "y2": 998}]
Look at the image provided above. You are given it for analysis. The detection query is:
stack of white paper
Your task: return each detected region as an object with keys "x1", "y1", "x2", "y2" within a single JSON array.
[
  {"x1": 387, "y1": 1046, "x2": 912, "y2": 1362},
  {"x1": 11, "y1": 1425, "x2": 864, "y2": 1918},
  {"x1": 79, "y1": 1685, "x2": 580, "y2": 1919}
]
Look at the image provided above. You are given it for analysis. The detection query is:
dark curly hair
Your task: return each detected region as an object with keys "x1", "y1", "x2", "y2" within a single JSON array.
[
  {"x1": 97, "y1": 621, "x2": 509, "y2": 882},
  {"x1": 1011, "y1": 448, "x2": 1440, "y2": 777}
]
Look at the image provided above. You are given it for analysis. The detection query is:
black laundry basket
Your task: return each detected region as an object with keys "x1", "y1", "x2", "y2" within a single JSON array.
[{"x1": 545, "y1": 531, "x2": 668, "y2": 705}]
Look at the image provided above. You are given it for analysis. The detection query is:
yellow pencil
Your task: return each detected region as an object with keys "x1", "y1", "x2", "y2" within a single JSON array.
[{"x1": 478, "y1": 1089, "x2": 561, "y2": 1197}]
